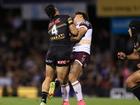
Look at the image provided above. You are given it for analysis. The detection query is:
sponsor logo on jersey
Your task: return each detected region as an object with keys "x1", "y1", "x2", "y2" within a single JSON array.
[{"x1": 57, "y1": 60, "x2": 70, "y2": 64}]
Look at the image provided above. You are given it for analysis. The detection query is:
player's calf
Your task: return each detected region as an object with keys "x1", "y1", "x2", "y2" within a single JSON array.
[{"x1": 126, "y1": 71, "x2": 140, "y2": 101}]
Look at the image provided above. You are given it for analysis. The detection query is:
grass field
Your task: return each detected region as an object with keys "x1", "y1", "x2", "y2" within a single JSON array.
[{"x1": 0, "y1": 97, "x2": 139, "y2": 105}]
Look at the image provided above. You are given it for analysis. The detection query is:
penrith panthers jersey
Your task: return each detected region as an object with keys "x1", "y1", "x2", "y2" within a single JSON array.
[{"x1": 48, "y1": 15, "x2": 73, "y2": 47}]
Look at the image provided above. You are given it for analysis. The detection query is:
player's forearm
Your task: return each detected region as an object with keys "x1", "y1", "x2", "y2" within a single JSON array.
[
  {"x1": 126, "y1": 53, "x2": 140, "y2": 60},
  {"x1": 69, "y1": 24, "x2": 78, "y2": 36},
  {"x1": 71, "y1": 28, "x2": 87, "y2": 41}
]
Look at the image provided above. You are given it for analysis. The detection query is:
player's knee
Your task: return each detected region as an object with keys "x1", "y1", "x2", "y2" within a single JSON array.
[
  {"x1": 126, "y1": 77, "x2": 135, "y2": 88},
  {"x1": 57, "y1": 77, "x2": 64, "y2": 84},
  {"x1": 69, "y1": 73, "x2": 77, "y2": 83}
]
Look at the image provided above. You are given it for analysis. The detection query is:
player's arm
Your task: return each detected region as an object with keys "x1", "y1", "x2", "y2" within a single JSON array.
[
  {"x1": 69, "y1": 24, "x2": 78, "y2": 36},
  {"x1": 126, "y1": 47, "x2": 140, "y2": 60},
  {"x1": 71, "y1": 27, "x2": 87, "y2": 42},
  {"x1": 126, "y1": 52, "x2": 140, "y2": 60},
  {"x1": 118, "y1": 51, "x2": 140, "y2": 60},
  {"x1": 67, "y1": 17, "x2": 78, "y2": 36},
  {"x1": 71, "y1": 23, "x2": 88, "y2": 42}
]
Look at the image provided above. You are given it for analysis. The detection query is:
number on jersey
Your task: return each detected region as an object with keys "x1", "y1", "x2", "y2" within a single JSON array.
[{"x1": 51, "y1": 25, "x2": 58, "y2": 35}]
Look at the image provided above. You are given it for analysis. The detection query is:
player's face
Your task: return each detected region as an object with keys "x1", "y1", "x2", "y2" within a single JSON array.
[
  {"x1": 55, "y1": 8, "x2": 60, "y2": 15},
  {"x1": 128, "y1": 28, "x2": 132, "y2": 37},
  {"x1": 74, "y1": 14, "x2": 84, "y2": 24}
]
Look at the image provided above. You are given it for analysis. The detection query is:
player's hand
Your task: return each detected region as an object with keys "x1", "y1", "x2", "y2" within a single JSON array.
[
  {"x1": 137, "y1": 63, "x2": 140, "y2": 68},
  {"x1": 117, "y1": 52, "x2": 126, "y2": 60}
]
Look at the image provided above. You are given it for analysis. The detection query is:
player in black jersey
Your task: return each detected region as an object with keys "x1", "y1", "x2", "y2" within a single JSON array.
[
  {"x1": 40, "y1": 4, "x2": 78, "y2": 105},
  {"x1": 118, "y1": 20, "x2": 140, "y2": 101}
]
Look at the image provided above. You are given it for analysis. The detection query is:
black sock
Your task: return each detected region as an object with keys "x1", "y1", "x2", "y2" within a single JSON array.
[
  {"x1": 130, "y1": 85, "x2": 140, "y2": 101},
  {"x1": 41, "y1": 92, "x2": 48, "y2": 103},
  {"x1": 55, "y1": 79, "x2": 60, "y2": 88}
]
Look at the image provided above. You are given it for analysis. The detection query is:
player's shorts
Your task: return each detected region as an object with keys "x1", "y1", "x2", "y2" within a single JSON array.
[
  {"x1": 71, "y1": 51, "x2": 90, "y2": 68},
  {"x1": 45, "y1": 46, "x2": 72, "y2": 67}
]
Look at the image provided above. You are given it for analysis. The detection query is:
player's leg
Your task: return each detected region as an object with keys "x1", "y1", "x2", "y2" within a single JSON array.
[
  {"x1": 56, "y1": 66, "x2": 70, "y2": 105},
  {"x1": 48, "y1": 72, "x2": 57, "y2": 99},
  {"x1": 61, "y1": 81, "x2": 70, "y2": 104},
  {"x1": 55, "y1": 47, "x2": 72, "y2": 105},
  {"x1": 48, "y1": 81, "x2": 55, "y2": 99},
  {"x1": 40, "y1": 64, "x2": 54, "y2": 105},
  {"x1": 126, "y1": 70, "x2": 140, "y2": 101},
  {"x1": 69, "y1": 61, "x2": 85, "y2": 105},
  {"x1": 69, "y1": 52, "x2": 89, "y2": 105}
]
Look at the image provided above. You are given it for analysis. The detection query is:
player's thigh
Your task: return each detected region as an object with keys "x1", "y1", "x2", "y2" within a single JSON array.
[
  {"x1": 70, "y1": 61, "x2": 82, "y2": 78},
  {"x1": 127, "y1": 70, "x2": 140, "y2": 84},
  {"x1": 70, "y1": 52, "x2": 90, "y2": 78},
  {"x1": 45, "y1": 64, "x2": 55, "y2": 79},
  {"x1": 55, "y1": 46, "x2": 71, "y2": 80},
  {"x1": 56, "y1": 66, "x2": 69, "y2": 80}
]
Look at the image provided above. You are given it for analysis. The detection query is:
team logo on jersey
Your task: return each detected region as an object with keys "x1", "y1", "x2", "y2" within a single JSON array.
[
  {"x1": 57, "y1": 60, "x2": 70, "y2": 64},
  {"x1": 46, "y1": 60, "x2": 53, "y2": 63},
  {"x1": 49, "y1": 18, "x2": 61, "y2": 28}
]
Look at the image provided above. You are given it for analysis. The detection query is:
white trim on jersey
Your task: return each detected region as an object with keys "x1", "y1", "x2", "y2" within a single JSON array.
[
  {"x1": 75, "y1": 59, "x2": 83, "y2": 66},
  {"x1": 79, "y1": 25, "x2": 88, "y2": 30}
]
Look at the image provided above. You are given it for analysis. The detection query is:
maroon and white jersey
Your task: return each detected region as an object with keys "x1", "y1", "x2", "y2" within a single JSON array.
[{"x1": 73, "y1": 21, "x2": 92, "y2": 54}]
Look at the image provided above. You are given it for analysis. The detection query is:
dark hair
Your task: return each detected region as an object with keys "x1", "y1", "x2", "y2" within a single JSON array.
[
  {"x1": 75, "y1": 11, "x2": 89, "y2": 20},
  {"x1": 129, "y1": 20, "x2": 140, "y2": 43},
  {"x1": 44, "y1": 4, "x2": 56, "y2": 19},
  {"x1": 129, "y1": 20, "x2": 140, "y2": 35}
]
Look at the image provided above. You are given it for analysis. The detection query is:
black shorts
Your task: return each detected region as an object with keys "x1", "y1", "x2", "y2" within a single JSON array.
[
  {"x1": 45, "y1": 47, "x2": 72, "y2": 67},
  {"x1": 71, "y1": 51, "x2": 90, "y2": 68}
]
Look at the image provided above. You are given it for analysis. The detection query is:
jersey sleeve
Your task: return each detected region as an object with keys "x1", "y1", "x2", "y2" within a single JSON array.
[
  {"x1": 79, "y1": 22, "x2": 92, "y2": 30},
  {"x1": 67, "y1": 16, "x2": 73, "y2": 25}
]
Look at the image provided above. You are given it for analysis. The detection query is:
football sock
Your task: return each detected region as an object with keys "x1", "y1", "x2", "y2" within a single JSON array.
[
  {"x1": 41, "y1": 91, "x2": 48, "y2": 103},
  {"x1": 55, "y1": 79, "x2": 60, "y2": 88},
  {"x1": 61, "y1": 84, "x2": 70, "y2": 101},
  {"x1": 72, "y1": 81, "x2": 83, "y2": 101},
  {"x1": 130, "y1": 84, "x2": 140, "y2": 101}
]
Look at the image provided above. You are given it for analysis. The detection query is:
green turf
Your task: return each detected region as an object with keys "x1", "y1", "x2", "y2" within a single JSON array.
[{"x1": 0, "y1": 97, "x2": 139, "y2": 105}]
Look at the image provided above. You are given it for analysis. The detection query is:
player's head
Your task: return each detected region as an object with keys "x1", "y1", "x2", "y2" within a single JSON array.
[
  {"x1": 74, "y1": 11, "x2": 88, "y2": 24},
  {"x1": 44, "y1": 4, "x2": 59, "y2": 19},
  {"x1": 128, "y1": 20, "x2": 140, "y2": 37}
]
